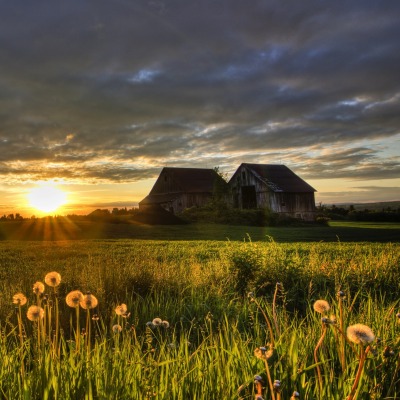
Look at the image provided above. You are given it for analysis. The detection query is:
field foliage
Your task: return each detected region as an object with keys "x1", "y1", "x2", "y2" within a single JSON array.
[{"x1": 0, "y1": 239, "x2": 399, "y2": 399}]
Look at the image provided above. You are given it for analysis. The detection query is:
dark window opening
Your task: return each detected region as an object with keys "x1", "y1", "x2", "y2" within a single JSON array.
[{"x1": 241, "y1": 185, "x2": 257, "y2": 209}]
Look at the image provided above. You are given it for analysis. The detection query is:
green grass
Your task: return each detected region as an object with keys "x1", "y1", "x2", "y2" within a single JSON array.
[
  {"x1": 0, "y1": 219, "x2": 399, "y2": 242},
  {"x1": 0, "y1": 239, "x2": 400, "y2": 398}
]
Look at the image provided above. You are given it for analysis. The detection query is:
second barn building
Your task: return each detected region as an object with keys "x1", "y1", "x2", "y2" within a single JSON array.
[{"x1": 229, "y1": 163, "x2": 316, "y2": 221}]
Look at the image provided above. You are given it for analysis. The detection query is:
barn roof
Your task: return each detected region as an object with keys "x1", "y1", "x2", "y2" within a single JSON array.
[
  {"x1": 150, "y1": 167, "x2": 223, "y2": 194},
  {"x1": 139, "y1": 167, "x2": 226, "y2": 205},
  {"x1": 232, "y1": 163, "x2": 316, "y2": 193},
  {"x1": 139, "y1": 193, "x2": 178, "y2": 205}
]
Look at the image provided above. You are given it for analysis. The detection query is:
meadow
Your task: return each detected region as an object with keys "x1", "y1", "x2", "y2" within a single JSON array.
[
  {"x1": 0, "y1": 219, "x2": 399, "y2": 241},
  {"x1": 0, "y1": 237, "x2": 399, "y2": 399}
]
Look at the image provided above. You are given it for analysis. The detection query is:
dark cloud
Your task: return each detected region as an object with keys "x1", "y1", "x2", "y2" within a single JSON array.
[{"x1": 0, "y1": 0, "x2": 399, "y2": 187}]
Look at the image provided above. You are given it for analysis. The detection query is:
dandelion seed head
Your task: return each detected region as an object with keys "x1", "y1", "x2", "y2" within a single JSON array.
[
  {"x1": 162, "y1": 320, "x2": 170, "y2": 328},
  {"x1": 44, "y1": 272, "x2": 61, "y2": 287},
  {"x1": 274, "y1": 380, "x2": 281, "y2": 389},
  {"x1": 347, "y1": 324, "x2": 375, "y2": 345},
  {"x1": 254, "y1": 375, "x2": 263, "y2": 382},
  {"x1": 33, "y1": 281, "x2": 45, "y2": 294},
  {"x1": 313, "y1": 300, "x2": 330, "y2": 314},
  {"x1": 146, "y1": 321, "x2": 154, "y2": 328},
  {"x1": 13, "y1": 293, "x2": 27, "y2": 306},
  {"x1": 66, "y1": 290, "x2": 84, "y2": 308},
  {"x1": 112, "y1": 324, "x2": 122, "y2": 333},
  {"x1": 291, "y1": 391, "x2": 300, "y2": 398},
  {"x1": 254, "y1": 346, "x2": 274, "y2": 360},
  {"x1": 80, "y1": 293, "x2": 98, "y2": 310},
  {"x1": 152, "y1": 317, "x2": 162, "y2": 326},
  {"x1": 27, "y1": 305, "x2": 44, "y2": 321},
  {"x1": 115, "y1": 303, "x2": 128, "y2": 316}
]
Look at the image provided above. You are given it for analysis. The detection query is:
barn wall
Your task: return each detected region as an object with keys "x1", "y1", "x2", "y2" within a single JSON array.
[{"x1": 156, "y1": 193, "x2": 213, "y2": 214}]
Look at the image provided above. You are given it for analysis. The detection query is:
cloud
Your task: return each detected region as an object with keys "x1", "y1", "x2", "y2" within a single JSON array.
[{"x1": 0, "y1": 0, "x2": 399, "y2": 188}]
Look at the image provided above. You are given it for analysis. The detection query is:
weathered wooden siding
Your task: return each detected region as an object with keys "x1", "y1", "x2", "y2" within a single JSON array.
[
  {"x1": 149, "y1": 193, "x2": 212, "y2": 214},
  {"x1": 230, "y1": 164, "x2": 316, "y2": 220}
]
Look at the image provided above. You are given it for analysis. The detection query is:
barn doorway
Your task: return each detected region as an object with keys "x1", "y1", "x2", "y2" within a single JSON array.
[{"x1": 241, "y1": 185, "x2": 257, "y2": 209}]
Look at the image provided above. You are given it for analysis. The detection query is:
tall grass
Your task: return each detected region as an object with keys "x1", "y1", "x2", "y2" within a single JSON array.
[{"x1": 0, "y1": 239, "x2": 399, "y2": 398}]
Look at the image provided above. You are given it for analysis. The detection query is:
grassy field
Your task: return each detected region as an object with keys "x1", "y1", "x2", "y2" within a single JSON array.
[
  {"x1": 0, "y1": 239, "x2": 400, "y2": 399},
  {"x1": 0, "y1": 219, "x2": 399, "y2": 242}
]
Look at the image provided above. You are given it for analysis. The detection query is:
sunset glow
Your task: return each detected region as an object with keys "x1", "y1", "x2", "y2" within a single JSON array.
[
  {"x1": 0, "y1": 1, "x2": 399, "y2": 215},
  {"x1": 27, "y1": 185, "x2": 67, "y2": 214}
]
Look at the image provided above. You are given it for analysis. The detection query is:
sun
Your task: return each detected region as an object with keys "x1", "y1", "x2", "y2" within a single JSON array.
[{"x1": 27, "y1": 184, "x2": 67, "y2": 213}]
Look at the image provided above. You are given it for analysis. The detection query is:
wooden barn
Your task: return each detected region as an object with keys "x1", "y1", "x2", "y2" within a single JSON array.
[
  {"x1": 229, "y1": 163, "x2": 316, "y2": 220},
  {"x1": 139, "y1": 167, "x2": 227, "y2": 214}
]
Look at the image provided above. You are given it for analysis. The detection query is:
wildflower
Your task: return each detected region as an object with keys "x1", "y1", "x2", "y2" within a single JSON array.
[
  {"x1": 27, "y1": 305, "x2": 44, "y2": 321},
  {"x1": 254, "y1": 375, "x2": 263, "y2": 383},
  {"x1": 162, "y1": 320, "x2": 170, "y2": 328},
  {"x1": 254, "y1": 346, "x2": 274, "y2": 360},
  {"x1": 92, "y1": 314, "x2": 100, "y2": 321},
  {"x1": 273, "y1": 380, "x2": 281, "y2": 390},
  {"x1": 290, "y1": 391, "x2": 300, "y2": 399},
  {"x1": 313, "y1": 300, "x2": 330, "y2": 314},
  {"x1": 146, "y1": 321, "x2": 154, "y2": 328},
  {"x1": 321, "y1": 317, "x2": 334, "y2": 325},
  {"x1": 66, "y1": 290, "x2": 84, "y2": 308},
  {"x1": 347, "y1": 324, "x2": 375, "y2": 345},
  {"x1": 112, "y1": 324, "x2": 122, "y2": 333},
  {"x1": 255, "y1": 396, "x2": 264, "y2": 400},
  {"x1": 337, "y1": 290, "x2": 345, "y2": 298},
  {"x1": 80, "y1": 293, "x2": 98, "y2": 310},
  {"x1": 152, "y1": 317, "x2": 162, "y2": 326},
  {"x1": 33, "y1": 281, "x2": 45, "y2": 294},
  {"x1": 44, "y1": 271, "x2": 61, "y2": 287},
  {"x1": 115, "y1": 303, "x2": 128, "y2": 316},
  {"x1": 13, "y1": 293, "x2": 27, "y2": 306}
]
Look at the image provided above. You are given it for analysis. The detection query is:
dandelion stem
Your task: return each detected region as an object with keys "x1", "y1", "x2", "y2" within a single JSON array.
[
  {"x1": 264, "y1": 359, "x2": 276, "y2": 400},
  {"x1": 76, "y1": 306, "x2": 80, "y2": 353},
  {"x1": 347, "y1": 345, "x2": 370, "y2": 400},
  {"x1": 272, "y1": 284, "x2": 281, "y2": 337},
  {"x1": 338, "y1": 295, "x2": 346, "y2": 372},
  {"x1": 314, "y1": 324, "x2": 327, "y2": 394},
  {"x1": 255, "y1": 379, "x2": 263, "y2": 397}
]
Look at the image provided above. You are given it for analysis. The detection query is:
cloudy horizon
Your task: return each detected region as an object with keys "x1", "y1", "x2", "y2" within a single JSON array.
[{"x1": 1, "y1": 0, "x2": 399, "y2": 215}]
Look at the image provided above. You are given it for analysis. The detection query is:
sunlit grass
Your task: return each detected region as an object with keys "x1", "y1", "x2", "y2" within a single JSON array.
[{"x1": 0, "y1": 240, "x2": 399, "y2": 398}]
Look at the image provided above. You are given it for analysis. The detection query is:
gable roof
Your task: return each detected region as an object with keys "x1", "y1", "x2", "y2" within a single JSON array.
[
  {"x1": 231, "y1": 163, "x2": 316, "y2": 193},
  {"x1": 149, "y1": 167, "x2": 224, "y2": 194}
]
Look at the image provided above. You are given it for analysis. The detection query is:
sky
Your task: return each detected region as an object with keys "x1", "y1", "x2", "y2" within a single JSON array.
[{"x1": 1, "y1": 0, "x2": 399, "y2": 216}]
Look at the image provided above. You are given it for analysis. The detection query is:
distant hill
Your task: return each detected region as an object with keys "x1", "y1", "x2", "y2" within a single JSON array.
[{"x1": 328, "y1": 201, "x2": 400, "y2": 212}]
